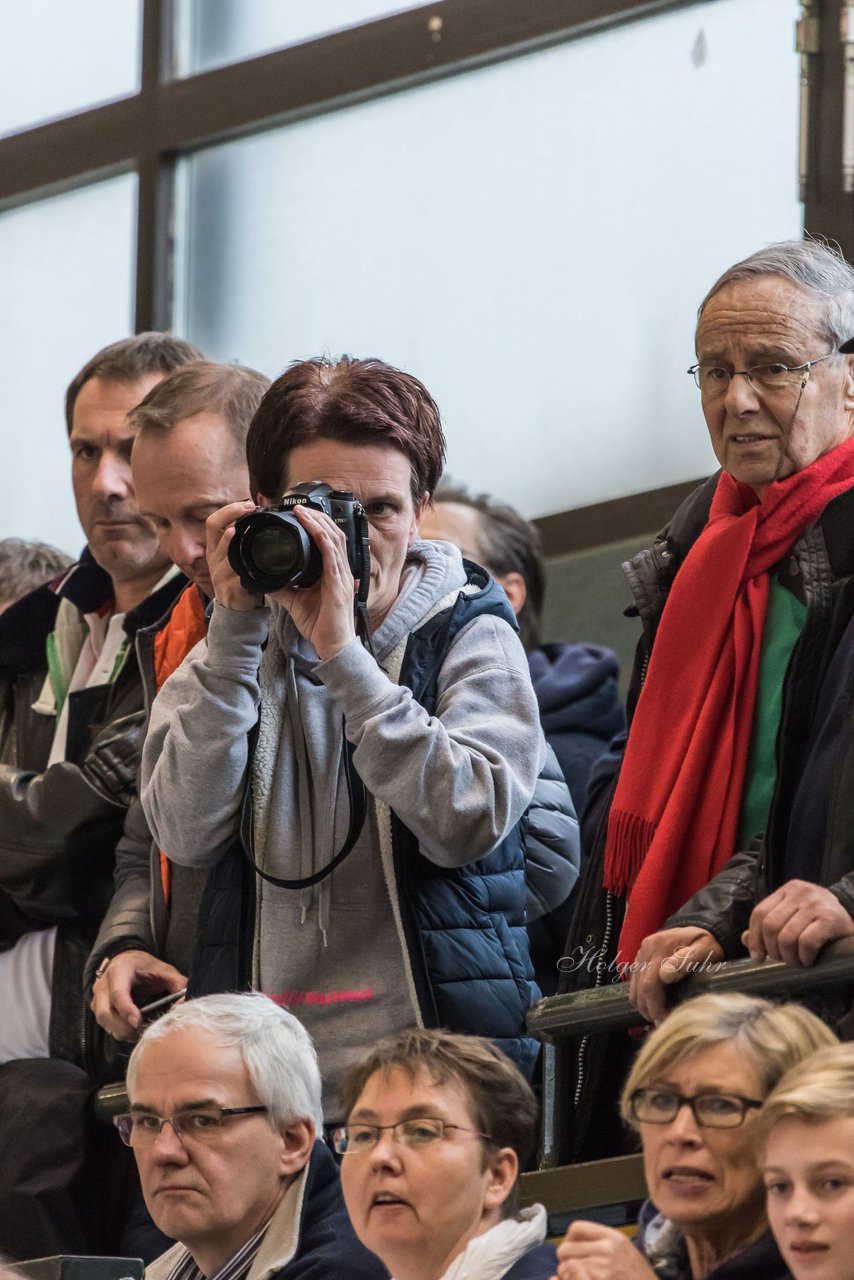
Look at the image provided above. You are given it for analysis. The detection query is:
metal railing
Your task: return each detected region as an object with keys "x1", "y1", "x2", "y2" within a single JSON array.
[
  {"x1": 93, "y1": 940, "x2": 854, "y2": 1225},
  {"x1": 527, "y1": 936, "x2": 854, "y2": 1174}
]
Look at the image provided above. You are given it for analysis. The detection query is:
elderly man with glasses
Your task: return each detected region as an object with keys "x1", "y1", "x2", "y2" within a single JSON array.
[
  {"x1": 563, "y1": 238, "x2": 854, "y2": 1161},
  {"x1": 116, "y1": 992, "x2": 385, "y2": 1280}
]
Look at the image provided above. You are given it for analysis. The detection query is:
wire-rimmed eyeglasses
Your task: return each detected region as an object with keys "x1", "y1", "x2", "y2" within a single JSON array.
[
  {"x1": 114, "y1": 1105, "x2": 269, "y2": 1147},
  {"x1": 331, "y1": 1116, "x2": 493, "y2": 1155},
  {"x1": 687, "y1": 351, "x2": 836, "y2": 398},
  {"x1": 629, "y1": 1088, "x2": 763, "y2": 1129}
]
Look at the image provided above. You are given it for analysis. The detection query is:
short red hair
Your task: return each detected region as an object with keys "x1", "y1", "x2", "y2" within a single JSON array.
[{"x1": 246, "y1": 356, "x2": 446, "y2": 504}]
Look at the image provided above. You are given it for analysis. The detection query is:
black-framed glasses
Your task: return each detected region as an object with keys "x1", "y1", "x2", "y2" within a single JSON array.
[
  {"x1": 687, "y1": 351, "x2": 836, "y2": 398},
  {"x1": 331, "y1": 1116, "x2": 493, "y2": 1155},
  {"x1": 114, "y1": 1105, "x2": 269, "y2": 1147},
  {"x1": 629, "y1": 1088, "x2": 762, "y2": 1129}
]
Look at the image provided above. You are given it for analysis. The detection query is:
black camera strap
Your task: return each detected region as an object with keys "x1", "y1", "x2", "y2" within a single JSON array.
[
  {"x1": 356, "y1": 601, "x2": 376, "y2": 659},
  {"x1": 353, "y1": 512, "x2": 377, "y2": 659},
  {"x1": 246, "y1": 724, "x2": 368, "y2": 891}
]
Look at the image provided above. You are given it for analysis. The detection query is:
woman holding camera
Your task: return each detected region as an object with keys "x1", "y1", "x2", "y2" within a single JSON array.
[{"x1": 140, "y1": 356, "x2": 552, "y2": 1127}]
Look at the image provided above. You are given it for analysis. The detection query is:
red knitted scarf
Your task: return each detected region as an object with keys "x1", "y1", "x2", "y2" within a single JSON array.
[{"x1": 605, "y1": 437, "x2": 854, "y2": 967}]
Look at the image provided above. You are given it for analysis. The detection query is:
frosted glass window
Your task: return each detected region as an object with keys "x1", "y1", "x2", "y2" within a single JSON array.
[
  {"x1": 0, "y1": 0, "x2": 141, "y2": 138},
  {"x1": 0, "y1": 176, "x2": 137, "y2": 553},
  {"x1": 176, "y1": 0, "x2": 434, "y2": 75},
  {"x1": 175, "y1": 0, "x2": 801, "y2": 520}
]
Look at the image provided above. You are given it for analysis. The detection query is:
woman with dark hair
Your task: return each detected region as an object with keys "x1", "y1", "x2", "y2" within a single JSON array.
[
  {"x1": 141, "y1": 356, "x2": 549, "y2": 1124},
  {"x1": 338, "y1": 1028, "x2": 556, "y2": 1280}
]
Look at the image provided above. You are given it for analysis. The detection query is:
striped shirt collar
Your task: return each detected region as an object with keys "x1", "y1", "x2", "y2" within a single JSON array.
[{"x1": 165, "y1": 1218, "x2": 271, "y2": 1280}]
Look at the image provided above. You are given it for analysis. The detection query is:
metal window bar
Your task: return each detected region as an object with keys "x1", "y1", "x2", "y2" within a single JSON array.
[
  {"x1": 93, "y1": 943, "x2": 854, "y2": 1226},
  {"x1": 0, "y1": 0, "x2": 715, "y2": 331}
]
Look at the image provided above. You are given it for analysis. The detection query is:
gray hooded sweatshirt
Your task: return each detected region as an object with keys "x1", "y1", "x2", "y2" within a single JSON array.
[{"x1": 141, "y1": 540, "x2": 544, "y2": 1114}]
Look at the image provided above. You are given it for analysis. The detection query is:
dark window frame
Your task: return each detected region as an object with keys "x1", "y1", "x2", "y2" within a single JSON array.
[
  {"x1": 0, "y1": 0, "x2": 706, "y2": 334},
  {"x1": 3, "y1": 0, "x2": 843, "y2": 551}
]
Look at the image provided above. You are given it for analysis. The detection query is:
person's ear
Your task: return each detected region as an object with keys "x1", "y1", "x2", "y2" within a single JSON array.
[
  {"x1": 844, "y1": 355, "x2": 854, "y2": 409},
  {"x1": 482, "y1": 1147, "x2": 518, "y2": 1214},
  {"x1": 410, "y1": 494, "x2": 430, "y2": 545},
  {"x1": 496, "y1": 571, "x2": 527, "y2": 618},
  {"x1": 277, "y1": 1117, "x2": 315, "y2": 1177}
]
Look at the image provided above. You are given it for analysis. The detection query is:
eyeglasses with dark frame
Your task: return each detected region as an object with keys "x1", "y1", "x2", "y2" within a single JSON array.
[
  {"x1": 687, "y1": 351, "x2": 836, "y2": 398},
  {"x1": 331, "y1": 1116, "x2": 494, "y2": 1155},
  {"x1": 629, "y1": 1088, "x2": 763, "y2": 1129},
  {"x1": 114, "y1": 1105, "x2": 269, "y2": 1147}
]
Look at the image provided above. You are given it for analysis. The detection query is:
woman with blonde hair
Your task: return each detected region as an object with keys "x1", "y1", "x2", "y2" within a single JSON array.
[
  {"x1": 555, "y1": 993, "x2": 836, "y2": 1280},
  {"x1": 761, "y1": 1042, "x2": 854, "y2": 1280}
]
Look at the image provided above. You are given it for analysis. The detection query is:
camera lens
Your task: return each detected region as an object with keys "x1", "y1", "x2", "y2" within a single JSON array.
[
  {"x1": 228, "y1": 508, "x2": 322, "y2": 591},
  {"x1": 247, "y1": 525, "x2": 303, "y2": 580}
]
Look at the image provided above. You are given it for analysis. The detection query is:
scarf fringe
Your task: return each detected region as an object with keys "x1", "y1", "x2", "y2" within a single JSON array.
[{"x1": 603, "y1": 809, "x2": 657, "y2": 896}]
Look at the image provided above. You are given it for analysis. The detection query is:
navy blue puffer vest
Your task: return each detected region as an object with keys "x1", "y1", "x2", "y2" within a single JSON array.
[{"x1": 188, "y1": 562, "x2": 539, "y2": 1077}]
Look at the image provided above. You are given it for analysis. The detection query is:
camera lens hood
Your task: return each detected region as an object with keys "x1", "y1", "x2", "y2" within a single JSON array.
[{"x1": 228, "y1": 507, "x2": 322, "y2": 592}]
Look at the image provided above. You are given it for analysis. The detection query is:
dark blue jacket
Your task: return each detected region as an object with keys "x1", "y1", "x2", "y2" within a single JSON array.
[
  {"x1": 525, "y1": 641, "x2": 621, "y2": 995},
  {"x1": 148, "y1": 1140, "x2": 388, "y2": 1279},
  {"x1": 504, "y1": 1241, "x2": 559, "y2": 1278},
  {"x1": 270, "y1": 1141, "x2": 388, "y2": 1279},
  {"x1": 188, "y1": 565, "x2": 540, "y2": 1079},
  {"x1": 527, "y1": 641, "x2": 624, "y2": 817},
  {"x1": 634, "y1": 1200, "x2": 787, "y2": 1280}
]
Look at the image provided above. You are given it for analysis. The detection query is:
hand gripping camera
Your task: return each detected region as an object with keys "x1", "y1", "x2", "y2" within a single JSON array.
[
  {"x1": 229, "y1": 483, "x2": 373, "y2": 893},
  {"x1": 227, "y1": 482, "x2": 371, "y2": 596}
]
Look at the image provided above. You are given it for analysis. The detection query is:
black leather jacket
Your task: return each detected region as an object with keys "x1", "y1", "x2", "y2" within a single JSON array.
[
  {"x1": 668, "y1": 481, "x2": 854, "y2": 944},
  {"x1": 82, "y1": 592, "x2": 202, "y2": 990},
  {"x1": 0, "y1": 554, "x2": 185, "y2": 1066},
  {"x1": 558, "y1": 474, "x2": 854, "y2": 1160}
]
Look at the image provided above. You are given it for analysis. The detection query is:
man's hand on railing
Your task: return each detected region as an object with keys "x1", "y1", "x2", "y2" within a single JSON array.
[
  {"x1": 742, "y1": 880, "x2": 854, "y2": 967},
  {"x1": 629, "y1": 926, "x2": 725, "y2": 1025}
]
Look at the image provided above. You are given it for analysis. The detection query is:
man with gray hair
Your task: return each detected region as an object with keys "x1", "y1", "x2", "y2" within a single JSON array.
[
  {"x1": 564, "y1": 238, "x2": 854, "y2": 1159},
  {"x1": 117, "y1": 992, "x2": 386, "y2": 1280},
  {"x1": 0, "y1": 539, "x2": 74, "y2": 613}
]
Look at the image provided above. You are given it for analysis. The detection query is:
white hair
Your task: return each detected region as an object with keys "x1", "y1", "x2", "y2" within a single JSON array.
[
  {"x1": 697, "y1": 238, "x2": 854, "y2": 351},
  {"x1": 127, "y1": 992, "x2": 323, "y2": 1132}
]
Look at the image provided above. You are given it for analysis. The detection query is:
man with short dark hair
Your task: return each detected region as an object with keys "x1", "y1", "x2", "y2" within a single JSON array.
[
  {"x1": 122, "y1": 993, "x2": 385, "y2": 1280},
  {"x1": 86, "y1": 361, "x2": 270, "y2": 1040},
  {"x1": 141, "y1": 355, "x2": 546, "y2": 1119},
  {"x1": 421, "y1": 482, "x2": 624, "y2": 816},
  {"x1": 0, "y1": 332, "x2": 202, "y2": 1262},
  {"x1": 0, "y1": 332, "x2": 203, "y2": 1065}
]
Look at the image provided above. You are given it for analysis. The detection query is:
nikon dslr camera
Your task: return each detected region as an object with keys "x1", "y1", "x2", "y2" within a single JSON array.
[{"x1": 227, "y1": 482, "x2": 371, "y2": 594}]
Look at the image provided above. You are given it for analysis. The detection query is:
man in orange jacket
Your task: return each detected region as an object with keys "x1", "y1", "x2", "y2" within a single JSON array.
[{"x1": 86, "y1": 360, "x2": 269, "y2": 1040}]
